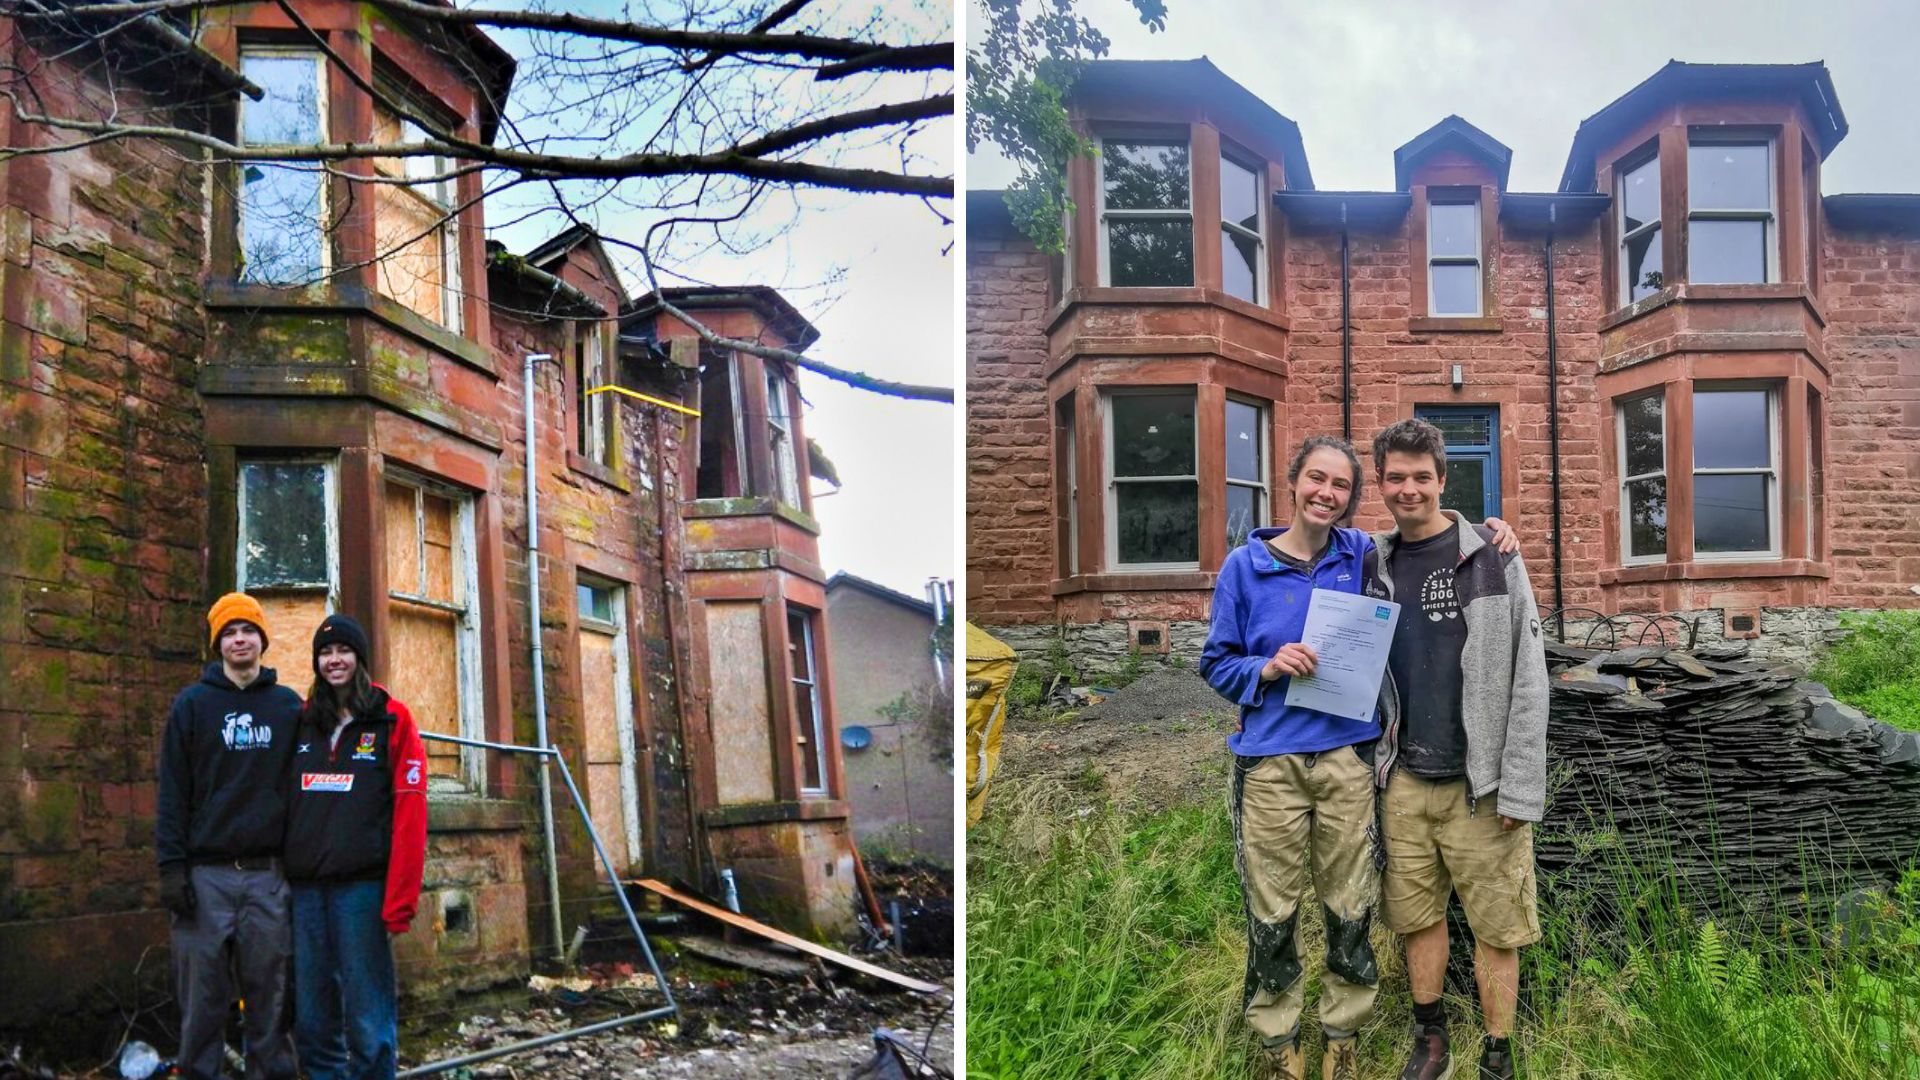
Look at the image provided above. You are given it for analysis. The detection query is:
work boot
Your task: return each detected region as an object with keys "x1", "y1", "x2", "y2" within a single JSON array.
[
  {"x1": 1322, "y1": 1036, "x2": 1359, "y2": 1080},
  {"x1": 1479, "y1": 1037, "x2": 1515, "y2": 1080},
  {"x1": 1398, "y1": 1022, "x2": 1453, "y2": 1080},
  {"x1": 1254, "y1": 1040, "x2": 1305, "y2": 1080}
]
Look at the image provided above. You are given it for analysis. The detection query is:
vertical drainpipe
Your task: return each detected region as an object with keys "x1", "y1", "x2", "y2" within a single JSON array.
[
  {"x1": 1340, "y1": 200, "x2": 1352, "y2": 442},
  {"x1": 523, "y1": 352, "x2": 567, "y2": 959},
  {"x1": 1545, "y1": 204, "x2": 1567, "y2": 639}
]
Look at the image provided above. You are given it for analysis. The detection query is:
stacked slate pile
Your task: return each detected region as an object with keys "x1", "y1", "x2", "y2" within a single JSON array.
[{"x1": 1537, "y1": 642, "x2": 1920, "y2": 921}]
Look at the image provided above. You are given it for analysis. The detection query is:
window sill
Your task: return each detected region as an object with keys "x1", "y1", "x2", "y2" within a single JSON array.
[
  {"x1": 566, "y1": 450, "x2": 630, "y2": 493},
  {"x1": 1597, "y1": 282, "x2": 1823, "y2": 333},
  {"x1": 1409, "y1": 315, "x2": 1503, "y2": 333},
  {"x1": 1599, "y1": 558, "x2": 1831, "y2": 585},
  {"x1": 207, "y1": 281, "x2": 497, "y2": 378},
  {"x1": 684, "y1": 496, "x2": 821, "y2": 535},
  {"x1": 1052, "y1": 570, "x2": 1216, "y2": 595},
  {"x1": 700, "y1": 799, "x2": 850, "y2": 828},
  {"x1": 1049, "y1": 285, "x2": 1291, "y2": 332}
]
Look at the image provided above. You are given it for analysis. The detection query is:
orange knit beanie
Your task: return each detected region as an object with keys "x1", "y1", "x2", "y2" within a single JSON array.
[{"x1": 207, "y1": 592, "x2": 270, "y2": 650}]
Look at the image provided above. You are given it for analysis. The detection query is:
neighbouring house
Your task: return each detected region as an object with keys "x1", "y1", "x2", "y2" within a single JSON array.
[
  {"x1": 967, "y1": 57, "x2": 1920, "y2": 671},
  {"x1": 0, "y1": 5, "x2": 859, "y2": 1040},
  {"x1": 825, "y1": 573, "x2": 954, "y2": 863}
]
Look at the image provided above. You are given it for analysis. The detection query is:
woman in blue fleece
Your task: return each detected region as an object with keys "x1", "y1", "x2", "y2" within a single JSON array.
[{"x1": 1200, "y1": 435, "x2": 1385, "y2": 1080}]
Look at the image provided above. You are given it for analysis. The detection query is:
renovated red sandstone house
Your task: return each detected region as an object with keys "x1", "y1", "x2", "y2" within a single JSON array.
[
  {"x1": 0, "y1": 6, "x2": 858, "y2": 1036},
  {"x1": 968, "y1": 57, "x2": 1919, "y2": 669}
]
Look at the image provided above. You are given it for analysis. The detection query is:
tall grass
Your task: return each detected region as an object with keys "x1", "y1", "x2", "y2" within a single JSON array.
[
  {"x1": 1811, "y1": 609, "x2": 1920, "y2": 732},
  {"x1": 967, "y1": 785, "x2": 1920, "y2": 1079}
]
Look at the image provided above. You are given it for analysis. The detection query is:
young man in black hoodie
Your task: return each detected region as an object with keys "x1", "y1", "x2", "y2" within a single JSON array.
[{"x1": 156, "y1": 592, "x2": 303, "y2": 1080}]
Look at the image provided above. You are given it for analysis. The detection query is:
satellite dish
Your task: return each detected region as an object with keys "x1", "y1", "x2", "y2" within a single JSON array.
[{"x1": 841, "y1": 725, "x2": 873, "y2": 750}]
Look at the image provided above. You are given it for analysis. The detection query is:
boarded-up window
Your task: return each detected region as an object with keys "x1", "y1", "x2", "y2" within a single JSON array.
[
  {"x1": 705, "y1": 601, "x2": 775, "y2": 804},
  {"x1": 371, "y1": 96, "x2": 462, "y2": 329},
  {"x1": 237, "y1": 460, "x2": 337, "y2": 660},
  {"x1": 578, "y1": 579, "x2": 640, "y2": 876},
  {"x1": 384, "y1": 476, "x2": 481, "y2": 790}
]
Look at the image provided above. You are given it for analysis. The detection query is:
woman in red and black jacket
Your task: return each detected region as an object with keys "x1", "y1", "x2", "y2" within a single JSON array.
[{"x1": 285, "y1": 614, "x2": 426, "y2": 1080}]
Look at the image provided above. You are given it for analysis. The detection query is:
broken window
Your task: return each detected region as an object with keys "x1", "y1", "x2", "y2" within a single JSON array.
[
  {"x1": 696, "y1": 345, "x2": 745, "y2": 499},
  {"x1": 236, "y1": 459, "x2": 338, "y2": 655},
  {"x1": 383, "y1": 475, "x2": 482, "y2": 791},
  {"x1": 788, "y1": 607, "x2": 828, "y2": 794},
  {"x1": 371, "y1": 92, "x2": 463, "y2": 328},
  {"x1": 1617, "y1": 150, "x2": 1662, "y2": 304},
  {"x1": 238, "y1": 49, "x2": 327, "y2": 284},
  {"x1": 1100, "y1": 139, "x2": 1194, "y2": 288},
  {"x1": 1688, "y1": 139, "x2": 1774, "y2": 285},
  {"x1": 574, "y1": 322, "x2": 613, "y2": 465},
  {"x1": 766, "y1": 367, "x2": 801, "y2": 507},
  {"x1": 1106, "y1": 390, "x2": 1199, "y2": 568}
]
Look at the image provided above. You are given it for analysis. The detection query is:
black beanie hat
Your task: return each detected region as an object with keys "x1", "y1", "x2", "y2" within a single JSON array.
[{"x1": 312, "y1": 613, "x2": 371, "y2": 668}]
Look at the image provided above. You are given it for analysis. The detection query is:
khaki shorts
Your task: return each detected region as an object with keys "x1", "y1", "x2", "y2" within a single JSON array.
[{"x1": 1381, "y1": 770, "x2": 1540, "y2": 949}]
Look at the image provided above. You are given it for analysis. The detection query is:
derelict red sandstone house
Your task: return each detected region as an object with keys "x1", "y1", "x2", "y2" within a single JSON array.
[
  {"x1": 0, "y1": 5, "x2": 860, "y2": 1031},
  {"x1": 968, "y1": 57, "x2": 1920, "y2": 668}
]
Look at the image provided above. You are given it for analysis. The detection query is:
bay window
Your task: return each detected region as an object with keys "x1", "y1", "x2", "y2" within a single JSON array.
[
  {"x1": 238, "y1": 49, "x2": 328, "y2": 284},
  {"x1": 1105, "y1": 390, "x2": 1199, "y2": 568},
  {"x1": 767, "y1": 368, "x2": 801, "y2": 507},
  {"x1": 1099, "y1": 139, "x2": 1194, "y2": 287},
  {"x1": 1219, "y1": 153, "x2": 1264, "y2": 303},
  {"x1": 372, "y1": 94, "x2": 463, "y2": 328},
  {"x1": 1225, "y1": 398, "x2": 1266, "y2": 549},
  {"x1": 1617, "y1": 151, "x2": 1662, "y2": 304},
  {"x1": 1687, "y1": 140, "x2": 1774, "y2": 285},
  {"x1": 1427, "y1": 196, "x2": 1482, "y2": 316},
  {"x1": 787, "y1": 607, "x2": 828, "y2": 794},
  {"x1": 1616, "y1": 393, "x2": 1668, "y2": 562}
]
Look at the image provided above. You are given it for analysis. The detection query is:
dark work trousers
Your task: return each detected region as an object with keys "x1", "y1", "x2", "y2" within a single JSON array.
[{"x1": 171, "y1": 863, "x2": 298, "y2": 1080}]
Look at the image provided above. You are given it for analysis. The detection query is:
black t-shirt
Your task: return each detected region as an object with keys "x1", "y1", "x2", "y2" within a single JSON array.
[{"x1": 1387, "y1": 523, "x2": 1468, "y2": 777}]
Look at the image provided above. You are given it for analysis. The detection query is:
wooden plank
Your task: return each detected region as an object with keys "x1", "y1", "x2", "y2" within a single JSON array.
[
  {"x1": 630, "y1": 879, "x2": 942, "y2": 994},
  {"x1": 389, "y1": 600, "x2": 461, "y2": 775},
  {"x1": 704, "y1": 601, "x2": 776, "y2": 804}
]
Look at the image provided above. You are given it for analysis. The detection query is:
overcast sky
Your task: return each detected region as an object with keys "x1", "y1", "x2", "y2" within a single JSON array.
[
  {"x1": 489, "y1": 2, "x2": 954, "y2": 601},
  {"x1": 967, "y1": 0, "x2": 1920, "y2": 195}
]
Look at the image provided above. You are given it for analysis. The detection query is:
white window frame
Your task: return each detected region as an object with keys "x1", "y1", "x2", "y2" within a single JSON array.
[
  {"x1": 376, "y1": 93, "x2": 465, "y2": 331},
  {"x1": 1058, "y1": 401, "x2": 1079, "y2": 576},
  {"x1": 1617, "y1": 149, "x2": 1662, "y2": 305},
  {"x1": 386, "y1": 471, "x2": 485, "y2": 792},
  {"x1": 1219, "y1": 150, "x2": 1265, "y2": 305},
  {"x1": 1686, "y1": 136, "x2": 1777, "y2": 286},
  {"x1": 235, "y1": 457, "x2": 340, "y2": 605},
  {"x1": 1690, "y1": 383, "x2": 1780, "y2": 561},
  {"x1": 766, "y1": 367, "x2": 801, "y2": 506},
  {"x1": 1102, "y1": 387, "x2": 1200, "y2": 572},
  {"x1": 1616, "y1": 391, "x2": 1668, "y2": 566},
  {"x1": 576, "y1": 322, "x2": 612, "y2": 465},
  {"x1": 788, "y1": 607, "x2": 829, "y2": 796},
  {"x1": 237, "y1": 47, "x2": 331, "y2": 283},
  {"x1": 577, "y1": 576, "x2": 642, "y2": 869},
  {"x1": 1426, "y1": 194, "x2": 1482, "y2": 317},
  {"x1": 1225, "y1": 395, "x2": 1268, "y2": 550},
  {"x1": 1095, "y1": 136, "x2": 1194, "y2": 288}
]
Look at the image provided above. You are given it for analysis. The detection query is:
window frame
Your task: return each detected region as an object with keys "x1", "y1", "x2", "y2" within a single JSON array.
[
  {"x1": 1686, "y1": 135, "x2": 1777, "y2": 286},
  {"x1": 235, "y1": 456, "x2": 340, "y2": 599},
  {"x1": 574, "y1": 321, "x2": 614, "y2": 466},
  {"x1": 765, "y1": 365, "x2": 802, "y2": 507},
  {"x1": 1425, "y1": 193, "x2": 1483, "y2": 318},
  {"x1": 1224, "y1": 395, "x2": 1268, "y2": 551},
  {"x1": 1095, "y1": 135, "x2": 1195, "y2": 289},
  {"x1": 1415, "y1": 404, "x2": 1501, "y2": 521},
  {"x1": 1690, "y1": 383, "x2": 1780, "y2": 561},
  {"x1": 1219, "y1": 148, "x2": 1266, "y2": 305},
  {"x1": 1056, "y1": 398, "x2": 1079, "y2": 577},
  {"x1": 1616, "y1": 390, "x2": 1669, "y2": 566},
  {"x1": 1616, "y1": 147, "x2": 1663, "y2": 306},
  {"x1": 384, "y1": 470, "x2": 486, "y2": 792},
  {"x1": 371, "y1": 88, "x2": 464, "y2": 329},
  {"x1": 1102, "y1": 387, "x2": 1201, "y2": 572},
  {"x1": 236, "y1": 46, "x2": 331, "y2": 285},
  {"x1": 787, "y1": 606, "x2": 829, "y2": 796}
]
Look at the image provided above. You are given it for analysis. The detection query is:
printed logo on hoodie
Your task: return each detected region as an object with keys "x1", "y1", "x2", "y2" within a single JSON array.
[{"x1": 221, "y1": 711, "x2": 273, "y2": 750}]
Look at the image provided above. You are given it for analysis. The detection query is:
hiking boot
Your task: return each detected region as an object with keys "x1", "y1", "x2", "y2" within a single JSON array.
[
  {"x1": 1254, "y1": 1040, "x2": 1305, "y2": 1080},
  {"x1": 1322, "y1": 1036, "x2": 1360, "y2": 1080},
  {"x1": 1478, "y1": 1038, "x2": 1514, "y2": 1080},
  {"x1": 1398, "y1": 1024, "x2": 1453, "y2": 1080}
]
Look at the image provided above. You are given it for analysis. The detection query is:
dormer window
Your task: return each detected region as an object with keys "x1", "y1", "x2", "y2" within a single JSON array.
[
  {"x1": 238, "y1": 48, "x2": 327, "y2": 284},
  {"x1": 1426, "y1": 195, "x2": 1482, "y2": 316},
  {"x1": 1219, "y1": 153, "x2": 1264, "y2": 303},
  {"x1": 1098, "y1": 139, "x2": 1193, "y2": 287},
  {"x1": 1687, "y1": 139, "x2": 1774, "y2": 284},
  {"x1": 1617, "y1": 151, "x2": 1663, "y2": 304}
]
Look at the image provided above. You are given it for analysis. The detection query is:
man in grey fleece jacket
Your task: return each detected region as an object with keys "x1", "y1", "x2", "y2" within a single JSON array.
[{"x1": 1365, "y1": 419, "x2": 1549, "y2": 1080}]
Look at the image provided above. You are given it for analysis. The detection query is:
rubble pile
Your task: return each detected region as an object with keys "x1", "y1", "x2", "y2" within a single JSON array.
[{"x1": 1538, "y1": 642, "x2": 1920, "y2": 919}]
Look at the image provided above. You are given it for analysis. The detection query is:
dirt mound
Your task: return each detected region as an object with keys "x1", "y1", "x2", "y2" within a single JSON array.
[{"x1": 997, "y1": 666, "x2": 1237, "y2": 812}]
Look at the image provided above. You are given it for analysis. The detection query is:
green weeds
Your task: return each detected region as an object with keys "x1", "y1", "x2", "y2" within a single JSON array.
[{"x1": 1812, "y1": 609, "x2": 1920, "y2": 731}]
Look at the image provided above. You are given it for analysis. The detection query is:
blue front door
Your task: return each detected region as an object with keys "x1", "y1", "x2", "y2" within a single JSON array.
[{"x1": 1415, "y1": 405, "x2": 1501, "y2": 522}]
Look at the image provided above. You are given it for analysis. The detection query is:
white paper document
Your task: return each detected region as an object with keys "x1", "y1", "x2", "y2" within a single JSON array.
[{"x1": 1282, "y1": 589, "x2": 1401, "y2": 722}]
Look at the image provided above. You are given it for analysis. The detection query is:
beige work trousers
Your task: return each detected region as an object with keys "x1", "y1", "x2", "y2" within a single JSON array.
[{"x1": 1230, "y1": 747, "x2": 1380, "y2": 1046}]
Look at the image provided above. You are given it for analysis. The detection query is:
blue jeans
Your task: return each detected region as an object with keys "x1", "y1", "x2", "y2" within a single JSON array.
[{"x1": 291, "y1": 880, "x2": 397, "y2": 1080}]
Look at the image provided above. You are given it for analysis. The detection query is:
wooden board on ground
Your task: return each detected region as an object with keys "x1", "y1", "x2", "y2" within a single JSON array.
[
  {"x1": 630, "y1": 879, "x2": 942, "y2": 994},
  {"x1": 678, "y1": 934, "x2": 816, "y2": 980}
]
